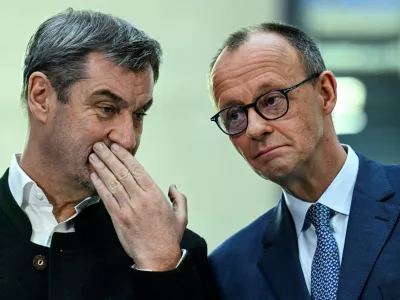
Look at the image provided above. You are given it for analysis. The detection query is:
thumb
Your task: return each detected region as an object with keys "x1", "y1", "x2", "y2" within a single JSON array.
[{"x1": 168, "y1": 185, "x2": 188, "y2": 227}]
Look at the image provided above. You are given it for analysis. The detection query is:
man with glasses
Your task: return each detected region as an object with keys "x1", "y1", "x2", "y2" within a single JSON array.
[{"x1": 208, "y1": 22, "x2": 400, "y2": 300}]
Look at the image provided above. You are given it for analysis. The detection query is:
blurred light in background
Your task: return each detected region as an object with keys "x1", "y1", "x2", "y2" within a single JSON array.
[{"x1": 333, "y1": 77, "x2": 367, "y2": 135}]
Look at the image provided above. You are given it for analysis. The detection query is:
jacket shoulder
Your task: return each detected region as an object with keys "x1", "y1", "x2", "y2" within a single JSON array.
[{"x1": 382, "y1": 163, "x2": 400, "y2": 187}]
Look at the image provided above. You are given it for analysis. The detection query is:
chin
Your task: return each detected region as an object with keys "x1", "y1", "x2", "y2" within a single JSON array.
[
  {"x1": 74, "y1": 163, "x2": 97, "y2": 193},
  {"x1": 79, "y1": 179, "x2": 97, "y2": 193},
  {"x1": 253, "y1": 159, "x2": 295, "y2": 184}
]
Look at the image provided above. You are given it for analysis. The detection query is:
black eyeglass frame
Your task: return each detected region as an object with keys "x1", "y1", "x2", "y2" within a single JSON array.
[{"x1": 210, "y1": 73, "x2": 321, "y2": 136}]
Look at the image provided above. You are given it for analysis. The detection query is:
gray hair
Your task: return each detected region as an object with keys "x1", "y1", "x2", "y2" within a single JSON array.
[
  {"x1": 22, "y1": 8, "x2": 162, "y2": 104},
  {"x1": 210, "y1": 22, "x2": 326, "y2": 80}
]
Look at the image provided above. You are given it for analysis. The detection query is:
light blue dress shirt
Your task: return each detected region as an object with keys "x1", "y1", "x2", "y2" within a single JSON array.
[{"x1": 283, "y1": 145, "x2": 359, "y2": 293}]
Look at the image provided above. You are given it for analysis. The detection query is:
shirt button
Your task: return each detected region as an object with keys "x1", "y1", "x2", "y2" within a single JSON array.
[
  {"x1": 33, "y1": 255, "x2": 48, "y2": 271},
  {"x1": 36, "y1": 192, "x2": 43, "y2": 200}
]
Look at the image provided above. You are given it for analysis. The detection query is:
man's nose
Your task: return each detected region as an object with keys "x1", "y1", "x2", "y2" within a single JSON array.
[
  {"x1": 245, "y1": 109, "x2": 273, "y2": 140},
  {"x1": 108, "y1": 116, "x2": 136, "y2": 152}
]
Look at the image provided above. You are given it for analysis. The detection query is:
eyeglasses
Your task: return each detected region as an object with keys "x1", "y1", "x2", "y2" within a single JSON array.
[{"x1": 210, "y1": 73, "x2": 320, "y2": 136}]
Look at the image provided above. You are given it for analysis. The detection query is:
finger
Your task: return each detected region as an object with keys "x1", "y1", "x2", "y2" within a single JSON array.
[
  {"x1": 110, "y1": 143, "x2": 154, "y2": 191},
  {"x1": 89, "y1": 153, "x2": 130, "y2": 207},
  {"x1": 168, "y1": 185, "x2": 188, "y2": 227},
  {"x1": 90, "y1": 172, "x2": 121, "y2": 212},
  {"x1": 93, "y1": 142, "x2": 139, "y2": 194}
]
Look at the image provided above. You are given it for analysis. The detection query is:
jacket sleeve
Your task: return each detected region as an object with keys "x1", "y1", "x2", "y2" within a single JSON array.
[{"x1": 130, "y1": 237, "x2": 219, "y2": 300}]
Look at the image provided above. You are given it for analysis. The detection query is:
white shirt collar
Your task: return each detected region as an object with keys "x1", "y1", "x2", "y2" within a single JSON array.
[
  {"x1": 8, "y1": 154, "x2": 33, "y2": 207},
  {"x1": 8, "y1": 154, "x2": 100, "y2": 212},
  {"x1": 283, "y1": 145, "x2": 359, "y2": 238}
]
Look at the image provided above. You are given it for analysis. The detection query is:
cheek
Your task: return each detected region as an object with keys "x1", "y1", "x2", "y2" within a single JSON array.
[
  {"x1": 132, "y1": 124, "x2": 143, "y2": 153},
  {"x1": 135, "y1": 132, "x2": 142, "y2": 146},
  {"x1": 79, "y1": 123, "x2": 110, "y2": 155},
  {"x1": 285, "y1": 113, "x2": 323, "y2": 154},
  {"x1": 86, "y1": 125, "x2": 107, "y2": 142},
  {"x1": 230, "y1": 136, "x2": 251, "y2": 159},
  {"x1": 134, "y1": 122, "x2": 143, "y2": 138}
]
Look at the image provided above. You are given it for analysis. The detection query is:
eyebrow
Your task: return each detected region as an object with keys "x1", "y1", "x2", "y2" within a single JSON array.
[
  {"x1": 218, "y1": 99, "x2": 244, "y2": 109},
  {"x1": 89, "y1": 89, "x2": 154, "y2": 112},
  {"x1": 138, "y1": 99, "x2": 153, "y2": 111},
  {"x1": 90, "y1": 89, "x2": 128, "y2": 107},
  {"x1": 217, "y1": 83, "x2": 280, "y2": 109}
]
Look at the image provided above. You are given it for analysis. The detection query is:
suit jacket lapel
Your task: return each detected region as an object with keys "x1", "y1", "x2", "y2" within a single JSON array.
[
  {"x1": 258, "y1": 198, "x2": 310, "y2": 300},
  {"x1": 0, "y1": 169, "x2": 32, "y2": 238},
  {"x1": 337, "y1": 154, "x2": 400, "y2": 299}
]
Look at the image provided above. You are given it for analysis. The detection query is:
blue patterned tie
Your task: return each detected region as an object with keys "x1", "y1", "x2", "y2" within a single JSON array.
[{"x1": 307, "y1": 203, "x2": 340, "y2": 300}]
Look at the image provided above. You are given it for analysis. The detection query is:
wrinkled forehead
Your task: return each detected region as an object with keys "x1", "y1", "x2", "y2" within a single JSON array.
[
  {"x1": 75, "y1": 52, "x2": 154, "y2": 108},
  {"x1": 210, "y1": 32, "x2": 305, "y2": 103}
]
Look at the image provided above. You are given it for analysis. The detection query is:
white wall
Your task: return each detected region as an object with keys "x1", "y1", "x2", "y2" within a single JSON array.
[{"x1": 0, "y1": 0, "x2": 282, "y2": 251}]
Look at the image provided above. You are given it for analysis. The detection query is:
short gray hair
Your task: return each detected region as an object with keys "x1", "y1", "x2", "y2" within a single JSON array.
[
  {"x1": 22, "y1": 8, "x2": 162, "y2": 104},
  {"x1": 210, "y1": 22, "x2": 325, "y2": 80}
]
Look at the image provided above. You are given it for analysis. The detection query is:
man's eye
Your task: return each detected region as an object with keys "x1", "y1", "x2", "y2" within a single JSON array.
[
  {"x1": 227, "y1": 111, "x2": 240, "y2": 121},
  {"x1": 263, "y1": 93, "x2": 285, "y2": 106},
  {"x1": 133, "y1": 112, "x2": 147, "y2": 121},
  {"x1": 267, "y1": 97, "x2": 277, "y2": 105},
  {"x1": 98, "y1": 106, "x2": 118, "y2": 115}
]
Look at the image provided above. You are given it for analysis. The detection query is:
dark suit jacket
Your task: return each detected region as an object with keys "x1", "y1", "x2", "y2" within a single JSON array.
[
  {"x1": 0, "y1": 169, "x2": 218, "y2": 300},
  {"x1": 209, "y1": 153, "x2": 400, "y2": 300}
]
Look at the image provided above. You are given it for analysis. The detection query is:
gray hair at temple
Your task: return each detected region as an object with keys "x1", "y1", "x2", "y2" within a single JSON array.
[
  {"x1": 209, "y1": 22, "x2": 326, "y2": 99},
  {"x1": 21, "y1": 8, "x2": 162, "y2": 104}
]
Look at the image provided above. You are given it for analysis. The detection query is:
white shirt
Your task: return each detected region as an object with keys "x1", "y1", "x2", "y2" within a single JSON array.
[
  {"x1": 8, "y1": 154, "x2": 100, "y2": 247},
  {"x1": 283, "y1": 145, "x2": 359, "y2": 293}
]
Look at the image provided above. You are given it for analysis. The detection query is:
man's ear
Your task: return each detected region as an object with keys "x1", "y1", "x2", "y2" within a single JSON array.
[
  {"x1": 27, "y1": 72, "x2": 55, "y2": 123},
  {"x1": 317, "y1": 70, "x2": 337, "y2": 116}
]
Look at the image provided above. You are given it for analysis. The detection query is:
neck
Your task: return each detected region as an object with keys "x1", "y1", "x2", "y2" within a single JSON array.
[
  {"x1": 283, "y1": 136, "x2": 347, "y2": 203},
  {"x1": 19, "y1": 140, "x2": 92, "y2": 222}
]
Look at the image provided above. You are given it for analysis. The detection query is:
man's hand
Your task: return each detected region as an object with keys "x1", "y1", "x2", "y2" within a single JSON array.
[{"x1": 89, "y1": 142, "x2": 188, "y2": 271}]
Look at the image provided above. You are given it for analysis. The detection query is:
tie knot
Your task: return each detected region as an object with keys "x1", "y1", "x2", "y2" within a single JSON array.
[{"x1": 307, "y1": 203, "x2": 332, "y2": 227}]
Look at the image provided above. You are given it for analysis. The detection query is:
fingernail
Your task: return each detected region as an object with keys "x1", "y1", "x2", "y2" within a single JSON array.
[
  {"x1": 111, "y1": 143, "x2": 120, "y2": 152},
  {"x1": 173, "y1": 184, "x2": 178, "y2": 191},
  {"x1": 91, "y1": 172, "x2": 99, "y2": 180},
  {"x1": 89, "y1": 153, "x2": 100, "y2": 163},
  {"x1": 94, "y1": 143, "x2": 103, "y2": 152}
]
